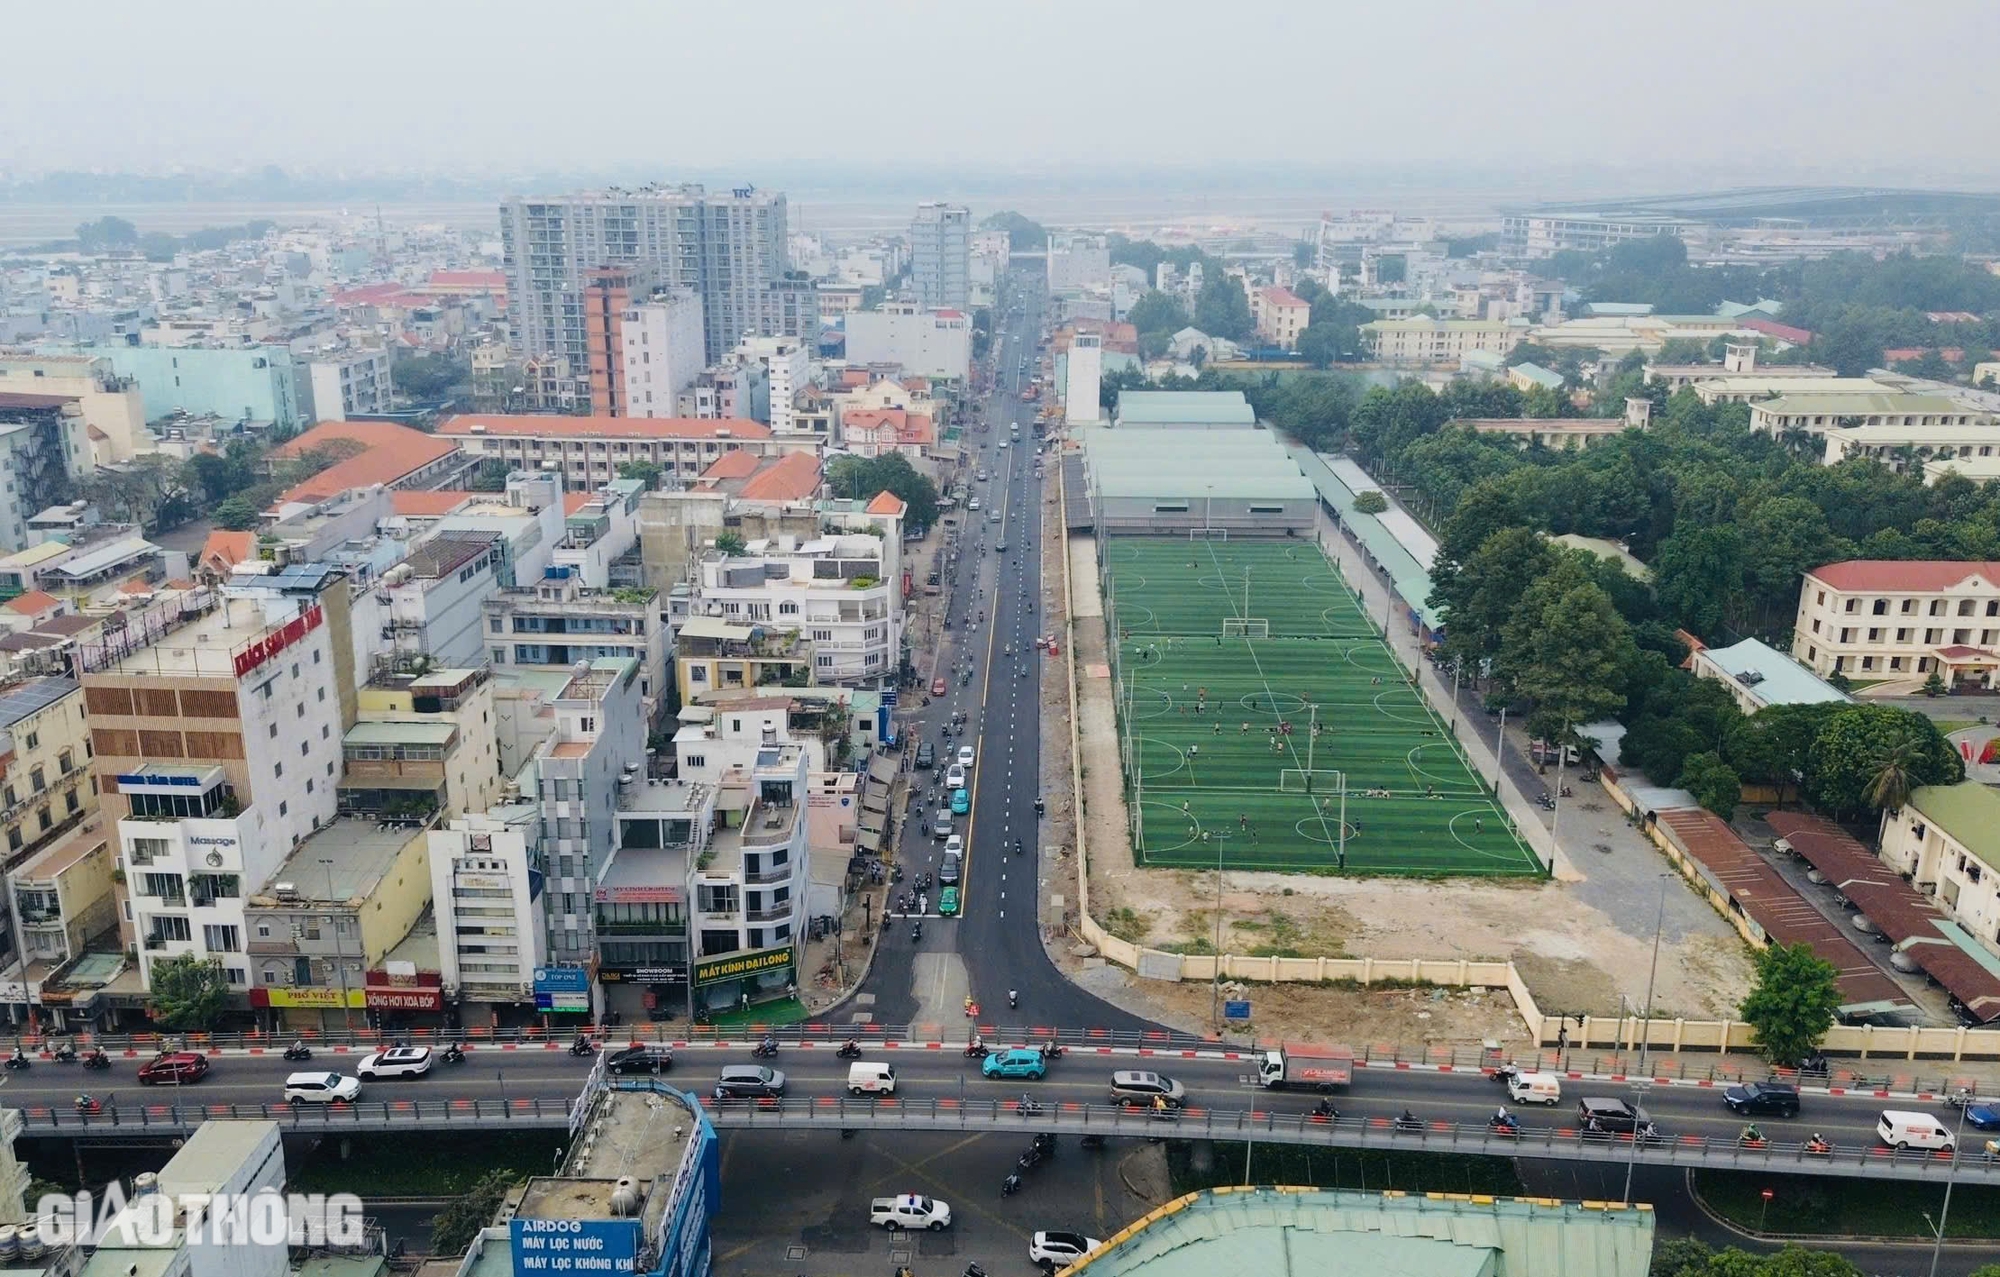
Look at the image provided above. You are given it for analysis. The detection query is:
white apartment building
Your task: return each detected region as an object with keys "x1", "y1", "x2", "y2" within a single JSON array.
[
  {"x1": 305, "y1": 347, "x2": 394, "y2": 421},
  {"x1": 379, "y1": 531, "x2": 504, "y2": 668},
  {"x1": 85, "y1": 1121, "x2": 289, "y2": 1277},
  {"x1": 1362, "y1": 316, "x2": 1531, "y2": 364},
  {"x1": 83, "y1": 592, "x2": 345, "y2": 994},
  {"x1": 1065, "y1": 332, "x2": 1103, "y2": 425},
  {"x1": 1791, "y1": 559, "x2": 2000, "y2": 688},
  {"x1": 534, "y1": 657, "x2": 646, "y2": 968},
  {"x1": 429, "y1": 815, "x2": 544, "y2": 1007},
  {"x1": 1880, "y1": 783, "x2": 2000, "y2": 960},
  {"x1": 484, "y1": 570, "x2": 667, "y2": 719},
  {"x1": 1749, "y1": 393, "x2": 1991, "y2": 438},
  {"x1": 1047, "y1": 233, "x2": 1111, "y2": 295},
  {"x1": 1500, "y1": 212, "x2": 1695, "y2": 257},
  {"x1": 621, "y1": 287, "x2": 707, "y2": 418},
  {"x1": 685, "y1": 516, "x2": 905, "y2": 687},
  {"x1": 843, "y1": 303, "x2": 971, "y2": 381},
  {"x1": 438, "y1": 414, "x2": 775, "y2": 491},
  {"x1": 909, "y1": 202, "x2": 971, "y2": 309},
  {"x1": 1822, "y1": 422, "x2": 2000, "y2": 472},
  {"x1": 736, "y1": 335, "x2": 813, "y2": 435}
]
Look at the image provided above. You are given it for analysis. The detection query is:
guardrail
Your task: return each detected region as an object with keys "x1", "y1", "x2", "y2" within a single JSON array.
[
  {"x1": 30, "y1": 1089, "x2": 1995, "y2": 1184},
  {"x1": 19, "y1": 1025, "x2": 2000, "y2": 1097}
]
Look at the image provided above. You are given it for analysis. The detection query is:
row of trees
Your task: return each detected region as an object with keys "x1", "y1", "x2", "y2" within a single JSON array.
[
  {"x1": 75, "y1": 215, "x2": 276, "y2": 262},
  {"x1": 79, "y1": 435, "x2": 362, "y2": 532},
  {"x1": 825, "y1": 452, "x2": 940, "y2": 533}
]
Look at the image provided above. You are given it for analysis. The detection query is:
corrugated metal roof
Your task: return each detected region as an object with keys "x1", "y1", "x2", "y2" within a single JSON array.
[{"x1": 345, "y1": 721, "x2": 457, "y2": 746}]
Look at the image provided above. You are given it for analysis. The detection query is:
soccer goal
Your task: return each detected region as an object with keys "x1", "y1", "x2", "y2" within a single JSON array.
[
  {"x1": 1189, "y1": 527, "x2": 1228, "y2": 541},
  {"x1": 1222, "y1": 617, "x2": 1270, "y2": 639},
  {"x1": 1278, "y1": 768, "x2": 1346, "y2": 794}
]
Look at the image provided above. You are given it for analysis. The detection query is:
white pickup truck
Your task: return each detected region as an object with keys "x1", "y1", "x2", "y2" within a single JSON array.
[{"x1": 870, "y1": 1195, "x2": 952, "y2": 1231}]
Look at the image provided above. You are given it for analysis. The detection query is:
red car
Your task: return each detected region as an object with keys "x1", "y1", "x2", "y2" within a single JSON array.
[
  {"x1": 930, "y1": 678, "x2": 947, "y2": 697},
  {"x1": 138, "y1": 1051, "x2": 210, "y2": 1085}
]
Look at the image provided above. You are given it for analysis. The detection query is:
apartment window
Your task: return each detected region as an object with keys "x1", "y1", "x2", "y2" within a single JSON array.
[
  {"x1": 29, "y1": 767, "x2": 44, "y2": 793},
  {"x1": 202, "y1": 924, "x2": 241, "y2": 952},
  {"x1": 22, "y1": 732, "x2": 36, "y2": 751},
  {"x1": 57, "y1": 750, "x2": 71, "y2": 775},
  {"x1": 274, "y1": 761, "x2": 283, "y2": 778},
  {"x1": 1931, "y1": 600, "x2": 1947, "y2": 616},
  {"x1": 37, "y1": 808, "x2": 50, "y2": 832},
  {"x1": 1843, "y1": 600, "x2": 1858, "y2": 613},
  {"x1": 1872, "y1": 599, "x2": 1888, "y2": 615},
  {"x1": 684, "y1": 754, "x2": 706, "y2": 770},
  {"x1": 269, "y1": 723, "x2": 279, "y2": 739},
  {"x1": 317, "y1": 687, "x2": 326, "y2": 702},
  {"x1": 1961, "y1": 600, "x2": 1978, "y2": 616},
  {"x1": 1901, "y1": 599, "x2": 1916, "y2": 614},
  {"x1": 1896, "y1": 628, "x2": 1911, "y2": 642},
  {"x1": 151, "y1": 916, "x2": 192, "y2": 943}
]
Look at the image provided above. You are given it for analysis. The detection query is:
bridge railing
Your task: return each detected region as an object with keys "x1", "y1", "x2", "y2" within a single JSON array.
[
  {"x1": 8, "y1": 1026, "x2": 1990, "y2": 1100},
  {"x1": 15, "y1": 1096, "x2": 578, "y2": 1131}
]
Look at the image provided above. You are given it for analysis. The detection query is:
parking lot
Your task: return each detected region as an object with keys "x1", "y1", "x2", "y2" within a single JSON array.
[{"x1": 709, "y1": 1128, "x2": 1169, "y2": 1277}]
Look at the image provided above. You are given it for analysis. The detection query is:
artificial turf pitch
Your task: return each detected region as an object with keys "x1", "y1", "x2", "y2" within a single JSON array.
[{"x1": 1104, "y1": 537, "x2": 1542, "y2": 877}]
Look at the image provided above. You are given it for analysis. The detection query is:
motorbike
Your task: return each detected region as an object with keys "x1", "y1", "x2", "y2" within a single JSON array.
[
  {"x1": 73, "y1": 1095, "x2": 103, "y2": 1116},
  {"x1": 963, "y1": 1040, "x2": 989, "y2": 1059},
  {"x1": 1536, "y1": 794, "x2": 1557, "y2": 811},
  {"x1": 1491, "y1": 1063, "x2": 1520, "y2": 1085},
  {"x1": 1946, "y1": 1090, "x2": 1974, "y2": 1110},
  {"x1": 1797, "y1": 1052, "x2": 1830, "y2": 1075},
  {"x1": 568, "y1": 1036, "x2": 595, "y2": 1058},
  {"x1": 911, "y1": 921, "x2": 923, "y2": 942},
  {"x1": 1017, "y1": 1095, "x2": 1045, "y2": 1117},
  {"x1": 1008, "y1": 990, "x2": 1019, "y2": 1009},
  {"x1": 52, "y1": 1044, "x2": 77, "y2": 1064},
  {"x1": 1016, "y1": 1145, "x2": 1044, "y2": 1172},
  {"x1": 1000, "y1": 1174, "x2": 1022, "y2": 1198},
  {"x1": 1311, "y1": 1098, "x2": 1339, "y2": 1123},
  {"x1": 442, "y1": 1043, "x2": 466, "y2": 1065},
  {"x1": 1804, "y1": 1134, "x2": 1832, "y2": 1156},
  {"x1": 1031, "y1": 1133, "x2": 1056, "y2": 1158},
  {"x1": 82, "y1": 1050, "x2": 110, "y2": 1071},
  {"x1": 1558, "y1": 785, "x2": 1573, "y2": 798},
  {"x1": 1034, "y1": 797, "x2": 1045, "y2": 817},
  {"x1": 1489, "y1": 1110, "x2": 1520, "y2": 1136},
  {"x1": 836, "y1": 1041, "x2": 864, "y2": 1060},
  {"x1": 751, "y1": 1038, "x2": 780, "y2": 1060},
  {"x1": 1738, "y1": 1125, "x2": 1766, "y2": 1146},
  {"x1": 1038, "y1": 1043, "x2": 1066, "y2": 1061},
  {"x1": 1393, "y1": 1110, "x2": 1423, "y2": 1133},
  {"x1": 283, "y1": 1042, "x2": 313, "y2": 1062},
  {"x1": 1012, "y1": 839, "x2": 1023, "y2": 858},
  {"x1": 4, "y1": 1051, "x2": 28, "y2": 1071}
]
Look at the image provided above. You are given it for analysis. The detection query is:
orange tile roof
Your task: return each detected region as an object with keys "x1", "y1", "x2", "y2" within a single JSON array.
[
  {"x1": 843, "y1": 408, "x2": 936, "y2": 448},
  {"x1": 272, "y1": 422, "x2": 462, "y2": 506},
  {"x1": 427, "y1": 270, "x2": 507, "y2": 291},
  {"x1": 1259, "y1": 285, "x2": 1308, "y2": 308},
  {"x1": 1808, "y1": 560, "x2": 2000, "y2": 593},
  {"x1": 437, "y1": 414, "x2": 771, "y2": 441},
  {"x1": 2, "y1": 590, "x2": 60, "y2": 615},
  {"x1": 563, "y1": 492, "x2": 592, "y2": 516},
  {"x1": 388, "y1": 490, "x2": 475, "y2": 517},
  {"x1": 117, "y1": 578, "x2": 153, "y2": 596},
  {"x1": 330, "y1": 283, "x2": 407, "y2": 307},
  {"x1": 738, "y1": 452, "x2": 822, "y2": 502},
  {"x1": 700, "y1": 451, "x2": 762, "y2": 481},
  {"x1": 199, "y1": 530, "x2": 256, "y2": 573},
  {"x1": 866, "y1": 491, "x2": 907, "y2": 517}
]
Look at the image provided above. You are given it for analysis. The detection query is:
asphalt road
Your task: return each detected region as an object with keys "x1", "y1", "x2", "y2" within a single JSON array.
[
  {"x1": 857, "y1": 274, "x2": 1158, "y2": 1035},
  {"x1": 11, "y1": 1040, "x2": 1979, "y2": 1159}
]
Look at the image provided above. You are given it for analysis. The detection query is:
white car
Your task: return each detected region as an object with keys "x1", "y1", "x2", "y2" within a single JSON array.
[
  {"x1": 945, "y1": 763, "x2": 967, "y2": 789},
  {"x1": 356, "y1": 1046, "x2": 433, "y2": 1080},
  {"x1": 284, "y1": 1072, "x2": 361, "y2": 1105},
  {"x1": 945, "y1": 834, "x2": 963, "y2": 857},
  {"x1": 870, "y1": 1194, "x2": 952, "y2": 1231},
  {"x1": 1030, "y1": 1232, "x2": 1103, "y2": 1270},
  {"x1": 969, "y1": 498, "x2": 982, "y2": 511},
  {"x1": 957, "y1": 745, "x2": 975, "y2": 767}
]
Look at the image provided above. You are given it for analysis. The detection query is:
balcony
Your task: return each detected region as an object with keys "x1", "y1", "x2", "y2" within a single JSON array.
[
  {"x1": 743, "y1": 904, "x2": 792, "y2": 923},
  {"x1": 743, "y1": 857, "x2": 792, "y2": 883},
  {"x1": 595, "y1": 920, "x2": 688, "y2": 937},
  {"x1": 247, "y1": 938, "x2": 299, "y2": 956}
]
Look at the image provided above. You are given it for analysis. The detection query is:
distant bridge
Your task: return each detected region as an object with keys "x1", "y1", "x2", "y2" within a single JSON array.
[{"x1": 19, "y1": 1092, "x2": 2000, "y2": 1185}]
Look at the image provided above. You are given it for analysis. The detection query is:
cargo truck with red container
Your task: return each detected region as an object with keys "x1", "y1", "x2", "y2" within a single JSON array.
[{"x1": 1256, "y1": 1042, "x2": 1355, "y2": 1092}]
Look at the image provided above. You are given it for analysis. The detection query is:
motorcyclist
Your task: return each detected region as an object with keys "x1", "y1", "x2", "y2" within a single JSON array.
[
  {"x1": 1398, "y1": 1108, "x2": 1418, "y2": 1128},
  {"x1": 1008, "y1": 989, "x2": 1019, "y2": 1009},
  {"x1": 1740, "y1": 1123, "x2": 1764, "y2": 1144},
  {"x1": 1493, "y1": 1106, "x2": 1511, "y2": 1125},
  {"x1": 1806, "y1": 1132, "x2": 1830, "y2": 1152},
  {"x1": 758, "y1": 1035, "x2": 777, "y2": 1055},
  {"x1": 843, "y1": 1038, "x2": 860, "y2": 1055},
  {"x1": 966, "y1": 1034, "x2": 985, "y2": 1055},
  {"x1": 74, "y1": 1094, "x2": 94, "y2": 1111}
]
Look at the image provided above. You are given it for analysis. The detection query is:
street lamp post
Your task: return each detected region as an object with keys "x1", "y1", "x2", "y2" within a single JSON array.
[
  {"x1": 1492, "y1": 708, "x2": 1508, "y2": 792},
  {"x1": 1930, "y1": 1090, "x2": 1976, "y2": 1277},
  {"x1": 1622, "y1": 1078, "x2": 1654, "y2": 1206},
  {"x1": 320, "y1": 859, "x2": 354, "y2": 1034},
  {"x1": 1636, "y1": 875, "x2": 1669, "y2": 1076},
  {"x1": 1208, "y1": 832, "x2": 1231, "y2": 1031}
]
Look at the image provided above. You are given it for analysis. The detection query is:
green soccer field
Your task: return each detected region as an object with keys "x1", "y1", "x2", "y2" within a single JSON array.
[{"x1": 1102, "y1": 537, "x2": 1543, "y2": 877}]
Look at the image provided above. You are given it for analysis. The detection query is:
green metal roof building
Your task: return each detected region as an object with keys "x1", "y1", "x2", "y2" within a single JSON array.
[
  {"x1": 1081, "y1": 423, "x2": 1317, "y2": 537},
  {"x1": 1114, "y1": 390, "x2": 1258, "y2": 428},
  {"x1": 1070, "y1": 1187, "x2": 1654, "y2": 1277}
]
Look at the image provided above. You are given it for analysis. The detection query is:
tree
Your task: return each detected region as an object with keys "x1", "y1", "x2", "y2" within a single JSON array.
[
  {"x1": 75, "y1": 216, "x2": 139, "y2": 250},
  {"x1": 1431, "y1": 526, "x2": 1556, "y2": 677},
  {"x1": 391, "y1": 353, "x2": 468, "y2": 399},
  {"x1": 1723, "y1": 702, "x2": 1840, "y2": 797},
  {"x1": 713, "y1": 531, "x2": 746, "y2": 556},
  {"x1": 1352, "y1": 490, "x2": 1388, "y2": 515},
  {"x1": 148, "y1": 955, "x2": 230, "y2": 1031},
  {"x1": 1651, "y1": 524, "x2": 1745, "y2": 636},
  {"x1": 468, "y1": 458, "x2": 511, "y2": 492},
  {"x1": 1739, "y1": 942, "x2": 1842, "y2": 1066},
  {"x1": 824, "y1": 453, "x2": 940, "y2": 532},
  {"x1": 1922, "y1": 671, "x2": 1946, "y2": 697},
  {"x1": 1295, "y1": 322, "x2": 1344, "y2": 369},
  {"x1": 431, "y1": 1169, "x2": 515, "y2": 1255},
  {"x1": 1804, "y1": 705, "x2": 1962, "y2": 817},
  {"x1": 1193, "y1": 275, "x2": 1253, "y2": 342},
  {"x1": 617, "y1": 460, "x2": 664, "y2": 490},
  {"x1": 1679, "y1": 751, "x2": 1742, "y2": 819},
  {"x1": 1814, "y1": 320, "x2": 1884, "y2": 378},
  {"x1": 1495, "y1": 557, "x2": 1635, "y2": 741},
  {"x1": 979, "y1": 210, "x2": 1048, "y2": 252},
  {"x1": 1651, "y1": 1239, "x2": 1866, "y2": 1277},
  {"x1": 1125, "y1": 290, "x2": 1189, "y2": 337}
]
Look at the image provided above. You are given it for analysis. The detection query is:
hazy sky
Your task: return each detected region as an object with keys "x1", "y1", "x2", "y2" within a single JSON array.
[{"x1": 7, "y1": 0, "x2": 2000, "y2": 182}]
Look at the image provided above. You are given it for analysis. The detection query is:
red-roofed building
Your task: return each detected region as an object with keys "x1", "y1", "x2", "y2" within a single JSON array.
[
  {"x1": 1793, "y1": 560, "x2": 2000, "y2": 687},
  {"x1": 388, "y1": 490, "x2": 476, "y2": 518},
  {"x1": 841, "y1": 408, "x2": 935, "y2": 459},
  {"x1": 1740, "y1": 317, "x2": 1814, "y2": 346},
  {"x1": 736, "y1": 451, "x2": 822, "y2": 503},
  {"x1": 1883, "y1": 347, "x2": 1966, "y2": 364},
  {"x1": 427, "y1": 270, "x2": 508, "y2": 297},
  {"x1": 196, "y1": 530, "x2": 257, "y2": 583},
  {"x1": 435, "y1": 413, "x2": 776, "y2": 492},
  {"x1": 1251, "y1": 285, "x2": 1311, "y2": 350},
  {"x1": 865, "y1": 491, "x2": 907, "y2": 518},
  {"x1": 269, "y1": 421, "x2": 468, "y2": 509},
  {"x1": 0, "y1": 590, "x2": 66, "y2": 635}
]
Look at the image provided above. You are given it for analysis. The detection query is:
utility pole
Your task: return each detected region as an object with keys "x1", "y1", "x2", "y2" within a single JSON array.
[
  {"x1": 1637, "y1": 875, "x2": 1668, "y2": 1076},
  {"x1": 1208, "y1": 831, "x2": 1230, "y2": 1030},
  {"x1": 320, "y1": 859, "x2": 354, "y2": 1034}
]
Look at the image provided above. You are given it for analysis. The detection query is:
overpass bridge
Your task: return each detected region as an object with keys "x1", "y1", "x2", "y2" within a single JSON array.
[{"x1": 19, "y1": 1087, "x2": 2000, "y2": 1186}]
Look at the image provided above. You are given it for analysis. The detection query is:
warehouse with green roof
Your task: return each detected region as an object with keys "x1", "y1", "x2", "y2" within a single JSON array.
[
  {"x1": 1080, "y1": 396, "x2": 1316, "y2": 536},
  {"x1": 1070, "y1": 1187, "x2": 1654, "y2": 1277}
]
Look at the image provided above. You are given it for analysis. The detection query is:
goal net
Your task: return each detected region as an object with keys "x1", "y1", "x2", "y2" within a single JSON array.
[
  {"x1": 1222, "y1": 617, "x2": 1270, "y2": 638},
  {"x1": 1278, "y1": 768, "x2": 1346, "y2": 794},
  {"x1": 1189, "y1": 527, "x2": 1228, "y2": 541}
]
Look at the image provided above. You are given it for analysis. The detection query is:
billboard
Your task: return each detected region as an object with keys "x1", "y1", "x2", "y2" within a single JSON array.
[
  {"x1": 533, "y1": 966, "x2": 591, "y2": 1013},
  {"x1": 510, "y1": 1217, "x2": 639, "y2": 1277},
  {"x1": 692, "y1": 945, "x2": 792, "y2": 988}
]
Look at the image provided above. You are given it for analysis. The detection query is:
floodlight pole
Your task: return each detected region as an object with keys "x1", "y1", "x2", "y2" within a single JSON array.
[
  {"x1": 1209, "y1": 831, "x2": 1230, "y2": 1030},
  {"x1": 1338, "y1": 772, "x2": 1348, "y2": 871}
]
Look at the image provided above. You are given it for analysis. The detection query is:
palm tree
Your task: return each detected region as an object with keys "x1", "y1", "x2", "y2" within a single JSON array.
[{"x1": 1862, "y1": 734, "x2": 1925, "y2": 813}]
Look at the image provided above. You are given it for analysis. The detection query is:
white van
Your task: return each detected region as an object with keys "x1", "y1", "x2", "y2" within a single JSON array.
[
  {"x1": 1507, "y1": 1072, "x2": 1563, "y2": 1106},
  {"x1": 848, "y1": 1062, "x2": 897, "y2": 1096},
  {"x1": 1877, "y1": 1109, "x2": 1954, "y2": 1152}
]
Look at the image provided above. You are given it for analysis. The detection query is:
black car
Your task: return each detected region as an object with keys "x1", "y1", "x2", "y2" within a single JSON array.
[
  {"x1": 1723, "y1": 1081, "x2": 1799, "y2": 1118},
  {"x1": 604, "y1": 1044, "x2": 674, "y2": 1075},
  {"x1": 1577, "y1": 1097, "x2": 1652, "y2": 1134},
  {"x1": 915, "y1": 742, "x2": 935, "y2": 769}
]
